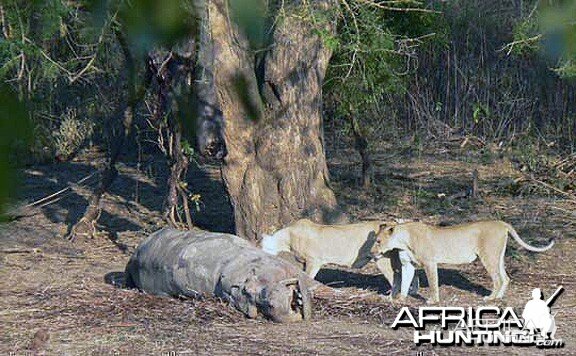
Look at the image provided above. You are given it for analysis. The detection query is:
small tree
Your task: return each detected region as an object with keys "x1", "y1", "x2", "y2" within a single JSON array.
[{"x1": 323, "y1": 1, "x2": 436, "y2": 188}]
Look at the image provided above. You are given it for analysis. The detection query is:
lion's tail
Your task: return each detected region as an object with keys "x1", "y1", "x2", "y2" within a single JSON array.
[{"x1": 506, "y1": 223, "x2": 554, "y2": 252}]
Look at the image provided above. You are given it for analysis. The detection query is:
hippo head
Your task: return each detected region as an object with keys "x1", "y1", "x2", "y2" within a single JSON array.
[
  {"x1": 229, "y1": 286, "x2": 258, "y2": 319},
  {"x1": 226, "y1": 273, "x2": 311, "y2": 322},
  {"x1": 257, "y1": 278, "x2": 312, "y2": 323}
]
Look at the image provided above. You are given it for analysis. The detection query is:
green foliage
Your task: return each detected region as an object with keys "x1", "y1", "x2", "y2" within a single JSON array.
[
  {"x1": 181, "y1": 139, "x2": 194, "y2": 157},
  {"x1": 323, "y1": 1, "x2": 440, "y2": 144},
  {"x1": 321, "y1": 0, "x2": 574, "y2": 148},
  {"x1": 0, "y1": 0, "x2": 206, "y2": 165},
  {"x1": 115, "y1": 0, "x2": 198, "y2": 57},
  {"x1": 1, "y1": 1, "x2": 73, "y2": 87},
  {"x1": 513, "y1": 0, "x2": 576, "y2": 78},
  {"x1": 229, "y1": 0, "x2": 267, "y2": 50},
  {"x1": 325, "y1": 4, "x2": 403, "y2": 118},
  {"x1": 511, "y1": 16, "x2": 540, "y2": 56},
  {"x1": 1, "y1": 0, "x2": 125, "y2": 158},
  {"x1": 0, "y1": 86, "x2": 31, "y2": 220},
  {"x1": 313, "y1": 27, "x2": 339, "y2": 52},
  {"x1": 53, "y1": 109, "x2": 94, "y2": 160}
]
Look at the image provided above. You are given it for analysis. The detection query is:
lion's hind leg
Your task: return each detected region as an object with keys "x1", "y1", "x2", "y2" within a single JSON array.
[
  {"x1": 479, "y1": 252, "x2": 502, "y2": 300},
  {"x1": 496, "y1": 246, "x2": 510, "y2": 299},
  {"x1": 479, "y1": 233, "x2": 511, "y2": 300},
  {"x1": 423, "y1": 262, "x2": 439, "y2": 304}
]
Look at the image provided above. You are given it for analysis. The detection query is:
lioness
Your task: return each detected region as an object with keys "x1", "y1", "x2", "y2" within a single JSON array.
[
  {"x1": 370, "y1": 220, "x2": 554, "y2": 303},
  {"x1": 261, "y1": 218, "x2": 418, "y2": 294}
]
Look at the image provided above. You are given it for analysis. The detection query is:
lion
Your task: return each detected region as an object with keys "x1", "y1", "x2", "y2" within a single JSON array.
[
  {"x1": 370, "y1": 220, "x2": 554, "y2": 303},
  {"x1": 261, "y1": 218, "x2": 419, "y2": 294}
]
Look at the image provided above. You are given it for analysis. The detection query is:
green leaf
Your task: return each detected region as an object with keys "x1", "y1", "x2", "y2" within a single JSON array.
[
  {"x1": 0, "y1": 86, "x2": 31, "y2": 221},
  {"x1": 229, "y1": 0, "x2": 267, "y2": 50}
]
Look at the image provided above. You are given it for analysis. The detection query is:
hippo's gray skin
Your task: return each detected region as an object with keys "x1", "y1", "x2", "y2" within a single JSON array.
[{"x1": 125, "y1": 228, "x2": 312, "y2": 322}]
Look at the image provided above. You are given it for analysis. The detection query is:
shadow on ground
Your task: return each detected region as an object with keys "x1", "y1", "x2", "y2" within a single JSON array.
[
  {"x1": 316, "y1": 268, "x2": 391, "y2": 294},
  {"x1": 315, "y1": 267, "x2": 491, "y2": 298},
  {"x1": 16, "y1": 156, "x2": 236, "y2": 243},
  {"x1": 104, "y1": 271, "x2": 126, "y2": 288},
  {"x1": 419, "y1": 268, "x2": 491, "y2": 297}
]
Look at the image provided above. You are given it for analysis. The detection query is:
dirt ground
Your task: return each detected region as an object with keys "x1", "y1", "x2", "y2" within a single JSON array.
[{"x1": 1, "y1": 142, "x2": 575, "y2": 355}]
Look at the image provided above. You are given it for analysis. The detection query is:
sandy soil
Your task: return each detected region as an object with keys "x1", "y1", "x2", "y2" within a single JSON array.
[{"x1": 1, "y1": 144, "x2": 575, "y2": 355}]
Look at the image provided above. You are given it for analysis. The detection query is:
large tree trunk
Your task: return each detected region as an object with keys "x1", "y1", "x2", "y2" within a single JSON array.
[{"x1": 207, "y1": 1, "x2": 345, "y2": 241}]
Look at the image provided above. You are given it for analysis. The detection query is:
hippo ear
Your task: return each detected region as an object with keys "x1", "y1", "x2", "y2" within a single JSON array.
[
  {"x1": 280, "y1": 278, "x2": 299, "y2": 287},
  {"x1": 243, "y1": 275, "x2": 260, "y2": 295}
]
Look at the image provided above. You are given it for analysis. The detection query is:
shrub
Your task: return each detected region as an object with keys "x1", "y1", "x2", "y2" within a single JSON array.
[{"x1": 53, "y1": 109, "x2": 94, "y2": 161}]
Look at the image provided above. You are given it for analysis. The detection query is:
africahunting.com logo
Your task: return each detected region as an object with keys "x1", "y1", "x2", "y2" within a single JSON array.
[{"x1": 391, "y1": 286, "x2": 564, "y2": 348}]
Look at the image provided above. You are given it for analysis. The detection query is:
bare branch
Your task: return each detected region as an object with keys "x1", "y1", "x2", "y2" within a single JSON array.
[
  {"x1": 356, "y1": 0, "x2": 440, "y2": 13},
  {"x1": 0, "y1": 5, "x2": 10, "y2": 39},
  {"x1": 498, "y1": 34, "x2": 542, "y2": 56},
  {"x1": 339, "y1": 0, "x2": 361, "y2": 80}
]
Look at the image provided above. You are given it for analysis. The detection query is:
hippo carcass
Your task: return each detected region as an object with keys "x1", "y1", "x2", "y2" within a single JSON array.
[{"x1": 125, "y1": 228, "x2": 312, "y2": 322}]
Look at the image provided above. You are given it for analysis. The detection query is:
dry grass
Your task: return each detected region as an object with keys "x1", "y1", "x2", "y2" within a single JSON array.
[{"x1": 1, "y1": 143, "x2": 575, "y2": 355}]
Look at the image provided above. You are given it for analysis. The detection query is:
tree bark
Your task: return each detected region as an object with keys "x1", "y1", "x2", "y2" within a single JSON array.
[
  {"x1": 207, "y1": 0, "x2": 345, "y2": 241},
  {"x1": 164, "y1": 115, "x2": 192, "y2": 228},
  {"x1": 350, "y1": 116, "x2": 373, "y2": 189}
]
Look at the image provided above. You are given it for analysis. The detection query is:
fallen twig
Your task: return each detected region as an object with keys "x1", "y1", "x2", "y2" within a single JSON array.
[
  {"x1": 0, "y1": 247, "x2": 41, "y2": 254},
  {"x1": 0, "y1": 308, "x2": 44, "y2": 315},
  {"x1": 530, "y1": 177, "x2": 576, "y2": 202},
  {"x1": 23, "y1": 172, "x2": 97, "y2": 209},
  {"x1": 108, "y1": 323, "x2": 139, "y2": 328}
]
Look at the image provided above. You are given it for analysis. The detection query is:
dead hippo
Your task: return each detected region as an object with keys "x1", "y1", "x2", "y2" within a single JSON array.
[{"x1": 125, "y1": 227, "x2": 312, "y2": 322}]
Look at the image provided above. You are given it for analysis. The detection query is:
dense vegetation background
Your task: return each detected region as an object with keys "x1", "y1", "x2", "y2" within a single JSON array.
[{"x1": 1, "y1": 0, "x2": 574, "y2": 227}]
